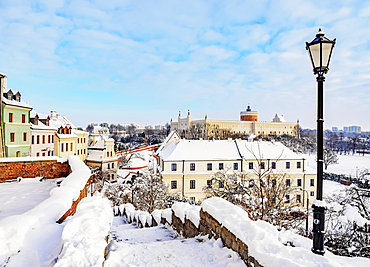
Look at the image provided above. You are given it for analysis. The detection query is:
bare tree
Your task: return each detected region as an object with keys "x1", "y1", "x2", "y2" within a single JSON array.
[
  {"x1": 203, "y1": 145, "x2": 305, "y2": 230},
  {"x1": 323, "y1": 147, "x2": 339, "y2": 170}
]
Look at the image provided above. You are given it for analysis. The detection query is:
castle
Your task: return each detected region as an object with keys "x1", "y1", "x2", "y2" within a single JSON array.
[{"x1": 170, "y1": 106, "x2": 300, "y2": 139}]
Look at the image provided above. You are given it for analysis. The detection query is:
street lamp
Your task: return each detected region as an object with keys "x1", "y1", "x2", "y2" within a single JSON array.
[{"x1": 306, "y1": 28, "x2": 336, "y2": 255}]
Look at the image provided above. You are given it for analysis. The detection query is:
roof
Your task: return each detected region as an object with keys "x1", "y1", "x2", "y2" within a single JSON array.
[
  {"x1": 236, "y1": 140, "x2": 303, "y2": 160},
  {"x1": 273, "y1": 114, "x2": 286, "y2": 123},
  {"x1": 159, "y1": 138, "x2": 305, "y2": 162},
  {"x1": 49, "y1": 114, "x2": 76, "y2": 129},
  {"x1": 30, "y1": 121, "x2": 57, "y2": 131},
  {"x1": 2, "y1": 98, "x2": 32, "y2": 109},
  {"x1": 158, "y1": 139, "x2": 241, "y2": 161}
]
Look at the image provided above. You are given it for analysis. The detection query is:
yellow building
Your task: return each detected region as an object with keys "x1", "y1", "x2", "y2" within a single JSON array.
[
  {"x1": 170, "y1": 106, "x2": 299, "y2": 139},
  {"x1": 86, "y1": 134, "x2": 118, "y2": 182},
  {"x1": 50, "y1": 111, "x2": 89, "y2": 161},
  {"x1": 157, "y1": 131, "x2": 316, "y2": 205}
]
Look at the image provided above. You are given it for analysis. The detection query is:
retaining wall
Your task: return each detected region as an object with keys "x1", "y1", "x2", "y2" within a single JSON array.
[
  {"x1": 113, "y1": 204, "x2": 262, "y2": 267},
  {"x1": 0, "y1": 157, "x2": 71, "y2": 182}
]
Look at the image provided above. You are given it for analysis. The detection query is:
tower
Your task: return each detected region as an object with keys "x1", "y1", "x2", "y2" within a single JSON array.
[{"x1": 240, "y1": 105, "x2": 258, "y2": 122}]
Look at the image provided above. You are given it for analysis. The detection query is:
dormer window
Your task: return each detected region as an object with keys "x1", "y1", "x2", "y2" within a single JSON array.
[
  {"x1": 16, "y1": 96, "x2": 20, "y2": 102},
  {"x1": 8, "y1": 95, "x2": 12, "y2": 100}
]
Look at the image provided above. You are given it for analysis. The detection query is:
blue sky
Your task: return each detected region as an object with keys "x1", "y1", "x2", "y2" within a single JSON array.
[{"x1": 1, "y1": 0, "x2": 370, "y2": 131}]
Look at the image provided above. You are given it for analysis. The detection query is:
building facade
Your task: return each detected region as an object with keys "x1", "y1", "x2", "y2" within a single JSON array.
[
  {"x1": 157, "y1": 131, "x2": 316, "y2": 204},
  {"x1": 2, "y1": 89, "x2": 32, "y2": 157},
  {"x1": 170, "y1": 106, "x2": 300, "y2": 139},
  {"x1": 30, "y1": 111, "x2": 57, "y2": 157},
  {"x1": 86, "y1": 134, "x2": 118, "y2": 182}
]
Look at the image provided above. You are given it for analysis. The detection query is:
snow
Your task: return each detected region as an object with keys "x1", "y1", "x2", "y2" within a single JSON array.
[
  {"x1": 162, "y1": 208, "x2": 172, "y2": 224},
  {"x1": 54, "y1": 197, "x2": 113, "y2": 267},
  {"x1": 0, "y1": 178, "x2": 59, "y2": 220},
  {"x1": 0, "y1": 156, "x2": 59, "y2": 163},
  {"x1": 105, "y1": 216, "x2": 245, "y2": 267},
  {"x1": 152, "y1": 209, "x2": 162, "y2": 225},
  {"x1": 304, "y1": 153, "x2": 370, "y2": 177},
  {"x1": 0, "y1": 156, "x2": 91, "y2": 266},
  {"x1": 172, "y1": 202, "x2": 201, "y2": 227},
  {"x1": 201, "y1": 197, "x2": 370, "y2": 267}
]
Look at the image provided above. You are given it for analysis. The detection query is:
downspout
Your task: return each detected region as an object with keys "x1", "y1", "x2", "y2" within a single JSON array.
[
  {"x1": 234, "y1": 140, "x2": 243, "y2": 172},
  {"x1": 182, "y1": 160, "x2": 185, "y2": 197},
  {"x1": 0, "y1": 74, "x2": 5, "y2": 157}
]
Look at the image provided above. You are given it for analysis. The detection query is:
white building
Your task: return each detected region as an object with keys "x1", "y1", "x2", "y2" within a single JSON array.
[{"x1": 157, "y1": 131, "x2": 316, "y2": 203}]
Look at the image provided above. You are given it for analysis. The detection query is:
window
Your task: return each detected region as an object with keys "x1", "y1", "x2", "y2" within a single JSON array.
[
  {"x1": 9, "y1": 113, "x2": 13, "y2": 122},
  {"x1": 77, "y1": 150, "x2": 80, "y2": 155},
  {"x1": 84, "y1": 149, "x2": 86, "y2": 154},
  {"x1": 190, "y1": 180, "x2": 195, "y2": 189},
  {"x1": 112, "y1": 174, "x2": 114, "y2": 180},
  {"x1": 286, "y1": 179, "x2": 291, "y2": 187},
  {"x1": 66, "y1": 143, "x2": 68, "y2": 151},
  {"x1": 48, "y1": 135, "x2": 51, "y2": 143},
  {"x1": 207, "y1": 180, "x2": 212, "y2": 188},
  {"x1": 271, "y1": 162, "x2": 276, "y2": 169},
  {"x1": 22, "y1": 114, "x2": 25, "y2": 123},
  {"x1": 297, "y1": 195, "x2": 301, "y2": 203},
  {"x1": 171, "y1": 181, "x2": 177, "y2": 189},
  {"x1": 112, "y1": 163, "x2": 114, "y2": 168},
  {"x1": 61, "y1": 143, "x2": 64, "y2": 152},
  {"x1": 207, "y1": 163, "x2": 212, "y2": 171},
  {"x1": 32, "y1": 135, "x2": 34, "y2": 144},
  {"x1": 219, "y1": 163, "x2": 224, "y2": 170},
  {"x1": 10, "y1": 133, "x2": 15, "y2": 142},
  {"x1": 70, "y1": 143, "x2": 73, "y2": 151},
  {"x1": 78, "y1": 138, "x2": 80, "y2": 143},
  {"x1": 272, "y1": 179, "x2": 276, "y2": 187},
  {"x1": 310, "y1": 179, "x2": 314, "y2": 186},
  {"x1": 110, "y1": 151, "x2": 113, "y2": 157},
  {"x1": 219, "y1": 181, "x2": 224, "y2": 188},
  {"x1": 42, "y1": 152, "x2": 45, "y2": 156},
  {"x1": 48, "y1": 151, "x2": 50, "y2": 156},
  {"x1": 190, "y1": 163, "x2": 195, "y2": 171},
  {"x1": 171, "y1": 163, "x2": 177, "y2": 171},
  {"x1": 42, "y1": 135, "x2": 45, "y2": 144},
  {"x1": 260, "y1": 162, "x2": 265, "y2": 169},
  {"x1": 234, "y1": 163, "x2": 238, "y2": 170},
  {"x1": 52, "y1": 135, "x2": 54, "y2": 143},
  {"x1": 249, "y1": 162, "x2": 253, "y2": 169},
  {"x1": 297, "y1": 179, "x2": 302, "y2": 187},
  {"x1": 310, "y1": 191, "x2": 314, "y2": 196},
  {"x1": 37, "y1": 135, "x2": 40, "y2": 144},
  {"x1": 23, "y1": 132, "x2": 27, "y2": 142},
  {"x1": 297, "y1": 162, "x2": 301, "y2": 169},
  {"x1": 286, "y1": 195, "x2": 290, "y2": 203},
  {"x1": 36, "y1": 152, "x2": 40, "y2": 157},
  {"x1": 286, "y1": 162, "x2": 290, "y2": 169},
  {"x1": 52, "y1": 151, "x2": 54, "y2": 156},
  {"x1": 107, "y1": 164, "x2": 110, "y2": 169},
  {"x1": 190, "y1": 197, "x2": 195, "y2": 202}
]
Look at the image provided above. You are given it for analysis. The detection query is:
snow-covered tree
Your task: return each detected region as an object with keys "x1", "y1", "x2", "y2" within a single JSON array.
[
  {"x1": 325, "y1": 185, "x2": 370, "y2": 257},
  {"x1": 104, "y1": 183, "x2": 132, "y2": 206}
]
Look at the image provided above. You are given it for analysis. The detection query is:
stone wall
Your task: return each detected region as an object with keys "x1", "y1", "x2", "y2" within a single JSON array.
[
  {"x1": 0, "y1": 158, "x2": 71, "y2": 182},
  {"x1": 114, "y1": 204, "x2": 262, "y2": 267}
]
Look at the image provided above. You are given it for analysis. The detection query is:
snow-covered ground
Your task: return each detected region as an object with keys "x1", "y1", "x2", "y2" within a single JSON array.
[
  {"x1": 0, "y1": 178, "x2": 60, "y2": 220},
  {"x1": 105, "y1": 216, "x2": 245, "y2": 267},
  {"x1": 304, "y1": 153, "x2": 370, "y2": 177}
]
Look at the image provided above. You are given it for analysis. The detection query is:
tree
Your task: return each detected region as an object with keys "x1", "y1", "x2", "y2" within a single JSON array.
[
  {"x1": 323, "y1": 147, "x2": 339, "y2": 170},
  {"x1": 203, "y1": 144, "x2": 305, "y2": 230},
  {"x1": 324, "y1": 185, "x2": 370, "y2": 257}
]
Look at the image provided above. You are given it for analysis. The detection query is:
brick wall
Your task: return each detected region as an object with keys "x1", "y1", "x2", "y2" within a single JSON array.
[
  {"x1": 57, "y1": 176, "x2": 92, "y2": 223},
  {"x1": 0, "y1": 159, "x2": 71, "y2": 182}
]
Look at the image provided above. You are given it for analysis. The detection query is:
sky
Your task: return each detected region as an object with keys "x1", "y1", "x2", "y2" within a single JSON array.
[{"x1": 0, "y1": 0, "x2": 369, "y2": 131}]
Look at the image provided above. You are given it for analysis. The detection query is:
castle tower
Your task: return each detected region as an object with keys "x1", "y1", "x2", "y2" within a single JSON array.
[{"x1": 240, "y1": 105, "x2": 258, "y2": 122}]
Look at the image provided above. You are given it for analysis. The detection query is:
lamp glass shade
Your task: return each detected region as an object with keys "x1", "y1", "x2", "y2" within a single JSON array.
[{"x1": 306, "y1": 29, "x2": 336, "y2": 75}]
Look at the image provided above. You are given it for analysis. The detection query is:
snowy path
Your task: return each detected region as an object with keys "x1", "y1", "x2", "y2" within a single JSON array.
[{"x1": 105, "y1": 216, "x2": 245, "y2": 267}]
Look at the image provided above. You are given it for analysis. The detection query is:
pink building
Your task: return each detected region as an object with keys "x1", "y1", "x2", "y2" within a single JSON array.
[{"x1": 30, "y1": 111, "x2": 57, "y2": 157}]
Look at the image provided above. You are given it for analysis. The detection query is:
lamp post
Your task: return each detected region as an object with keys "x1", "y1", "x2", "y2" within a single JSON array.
[{"x1": 306, "y1": 28, "x2": 336, "y2": 255}]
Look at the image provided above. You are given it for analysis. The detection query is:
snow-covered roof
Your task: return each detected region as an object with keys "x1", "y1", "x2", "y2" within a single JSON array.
[
  {"x1": 30, "y1": 121, "x2": 57, "y2": 131},
  {"x1": 272, "y1": 114, "x2": 286, "y2": 123},
  {"x1": 237, "y1": 140, "x2": 303, "y2": 160},
  {"x1": 57, "y1": 133, "x2": 78, "y2": 139},
  {"x1": 158, "y1": 139, "x2": 241, "y2": 161},
  {"x1": 157, "y1": 130, "x2": 180, "y2": 153},
  {"x1": 49, "y1": 113, "x2": 76, "y2": 129},
  {"x1": 2, "y1": 98, "x2": 32, "y2": 109},
  {"x1": 86, "y1": 149, "x2": 104, "y2": 161},
  {"x1": 159, "y1": 137, "x2": 306, "y2": 163},
  {"x1": 73, "y1": 129, "x2": 89, "y2": 135}
]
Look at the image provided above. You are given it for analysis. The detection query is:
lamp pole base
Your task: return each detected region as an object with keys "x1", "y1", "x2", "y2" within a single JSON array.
[{"x1": 312, "y1": 204, "x2": 325, "y2": 255}]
